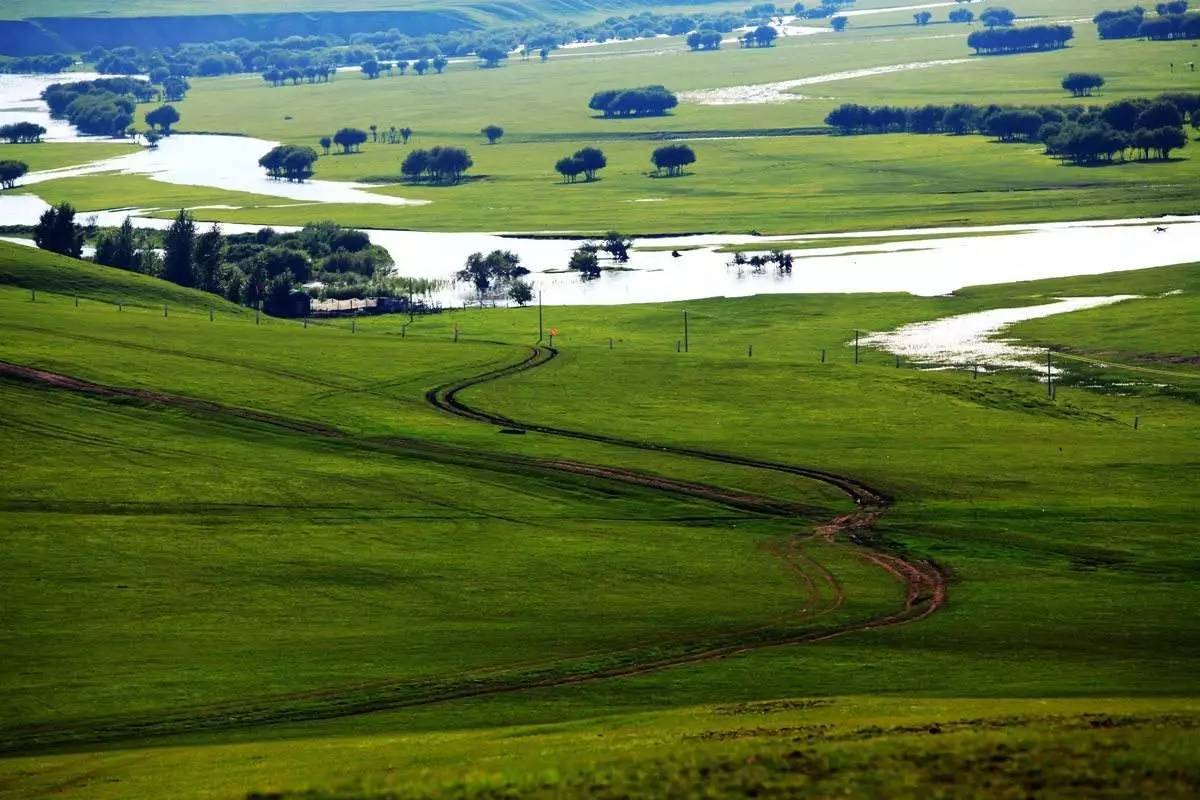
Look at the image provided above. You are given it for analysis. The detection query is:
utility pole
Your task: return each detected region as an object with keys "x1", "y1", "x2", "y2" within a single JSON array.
[
  {"x1": 854, "y1": 330, "x2": 860, "y2": 365},
  {"x1": 683, "y1": 309, "x2": 689, "y2": 353},
  {"x1": 1047, "y1": 349, "x2": 1052, "y2": 399}
]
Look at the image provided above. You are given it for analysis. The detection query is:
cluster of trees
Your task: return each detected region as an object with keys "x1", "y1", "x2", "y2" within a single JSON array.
[
  {"x1": 739, "y1": 25, "x2": 779, "y2": 47},
  {"x1": 827, "y1": 94, "x2": 1196, "y2": 165},
  {"x1": 357, "y1": 55, "x2": 451, "y2": 79},
  {"x1": 0, "y1": 160, "x2": 29, "y2": 190},
  {"x1": 949, "y1": 8, "x2": 976, "y2": 23},
  {"x1": 1094, "y1": 4, "x2": 1200, "y2": 39},
  {"x1": 41, "y1": 77, "x2": 166, "y2": 138},
  {"x1": 650, "y1": 144, "x2": 697, "y2": 176},
  {"x1": 456, "y1": 249, "x2": 532, "y2": 305},
  {"x1": 967, "y1": 24, "x2": 1075, "y2": 54},
  {"x1": 554, "y1": 147, "x2": 607, "y2": 182},
  {"x1": 0, "y1": 122, "x2": 46, "y2": 144},
  {"x1": 0, "y1": 54, "x2": 74, "y2": 73},
  {"x1": 400, "y1": 146, "x2": 474, "y2": 182},
  {"x1": 979, "y1": 7, "x2": 1018, "y2": 27},
  {"x1": 729, "y1": 248, "x2": 795, "y2": 275},
  {"x1": 566, "y1": 233, "x2": 634, "y2": 281},
  {"x1": 686, "y1": 30, "x2": 725, "y2": 50},
  {"x1": 33, "y1": 203, "x2": 87, "y2": 258},
  {"x1": 589, "y1": 86, "x2": 679, "y2": 118},
  {"x1": 1062, "y1": 73, "x2": 1106, "y2": 97},
  {"x1": 316, "y1": 126, "x2": 412, "y2": 154},
  {"x1": 258, "y1": 144, "x2": 319, "y2": 181},
  {"x1": 145, "y1": 105, "x2": 180, "y2": 134},
  {"x1": 262, "y1": 65, "x2": 337, "y2": 86},
  {"x1": 788, "y1": 1, "x2": 856, "y2": 20}
]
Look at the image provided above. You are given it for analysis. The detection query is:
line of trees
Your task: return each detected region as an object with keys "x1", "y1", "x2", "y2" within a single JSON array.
[
  {"x1": 967, "y1": 25, "x2": 1075, "y2": 54},
  {"x1": 949, "y1": 8, "x2": 975, "y2": 23},
  {"x1": 739, "y1": 25, "x2": 779, "y2": 47},
  {"x1": 589, "y1": 86, "x2": 679, "y2": 118},
  {"x1": 0, "y1": 54, "x2": 74, "y2": 74},
  {"x1": 401, "y1": 146, "x2": 474, "y2": 183},
  {"x1": 686, "y1": 30, "x2": 724, "y2": 50},
  {"x1": 729, "y1": 248, "x2": 794, "y2": 276},
  {"x1": 263, "y1": 65, "x2": 337, "y2": 86},
  {"x1": 826, "y1": 94, "x2": 1196, "y2": 165},
  {"x1": 1094, "y1": 4, "x2": 1200, "y2": 39},
  {"x1": 0, "y1": 122, "x2": 47, "y2": 144}
]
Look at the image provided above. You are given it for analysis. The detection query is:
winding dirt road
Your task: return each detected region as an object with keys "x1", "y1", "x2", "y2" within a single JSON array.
[{"x1": 0, "y1": 346, "x2": 945, "y2": 753}]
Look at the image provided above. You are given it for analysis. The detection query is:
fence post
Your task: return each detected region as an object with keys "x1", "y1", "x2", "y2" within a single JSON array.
[
  {"x1": 209, "y1": 305, "x2": 214, "y2": 322},
  {"x1": 747, "y1": 343, "x2": 753, "y2": 358},
  {"x1": 30, "y1": 288, "x2": 35, "y2": 302},
  {"x1": 163, "y1": 304, "x2": 168, "y2": 318},
  {"x1": 1134, "y1": 415, "x2": 1139, "y2": 430},
  {"x1": 854, "y1": 330, "x2": 859, "y2": 365},
  {"x1": 256, "y1": 303, "x2": 260, "y2": 325},
  {"x1": 1046, "y1": 349, "x2": 1052, "y2": 399},
  {"x1": 74, "y1": 295, "x2": 79, "y2": 308},
  {"x1": 352, "y1": 313, "x2": 356, "y2": 334},
  {"x1": 683, "y1": 309, "x2": 689, "y2": 353},
  {"x1": 609, "y1": 337, "x2": 613, "y2": 350},
  {"x1": 821, "y1": 348, "x2": 826, "y2": 364},
  {"x1": 896, "y1": 354, "x2": 901, "y2": 369}
]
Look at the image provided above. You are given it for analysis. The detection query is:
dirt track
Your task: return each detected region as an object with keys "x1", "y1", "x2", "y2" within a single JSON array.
[{"x1": 0, "y1": 348, "x2": 946, "y2": 753}]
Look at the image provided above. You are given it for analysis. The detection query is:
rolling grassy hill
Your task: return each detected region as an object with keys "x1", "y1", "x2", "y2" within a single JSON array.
[{"x1": 0, "y1": 240, "x2": 1196, "y2": 797}]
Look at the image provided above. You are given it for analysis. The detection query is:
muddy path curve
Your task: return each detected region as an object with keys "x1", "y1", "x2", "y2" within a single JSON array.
[{"x1": 0, "y1": 347, "x2": 945, "y2": 754}]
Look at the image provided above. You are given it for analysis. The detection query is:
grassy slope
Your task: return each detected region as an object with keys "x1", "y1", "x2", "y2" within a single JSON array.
[
  {"x1": 20, "y1": 0, "x2": 1200, "y2": 233},
  {"x1": 0, "y1": 243, "x2": 1196, "y2": 797}
]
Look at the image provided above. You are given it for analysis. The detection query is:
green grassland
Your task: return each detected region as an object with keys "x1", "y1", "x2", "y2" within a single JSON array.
[
  {"x1": 17, "y1": 0, "x2": 1200, "y2": 233},
  {"x1": 0, "y1": 241, "x2": 1197, "y2": 797},
  {"x1": 0, "y1": 141, "x2": 134, "y2": 172}
]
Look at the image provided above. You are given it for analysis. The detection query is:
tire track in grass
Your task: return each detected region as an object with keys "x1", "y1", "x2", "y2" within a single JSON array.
[{"x1": 0, "y1": 347, "x2": 946, "y2": 754}]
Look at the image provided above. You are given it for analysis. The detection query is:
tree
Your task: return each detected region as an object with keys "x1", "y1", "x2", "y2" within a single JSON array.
[
  {"x1": 432, "y1": 56, "x2": 448, "y2": 74},
  {"x1": 980, "y1": 7, "x2": 1016, "y2": 27},
  {"x1": 193, "y1": 224, "x2": 224, "y2": 293},
  {"x1": 687, "y1": 29, "x2": 723, "y2": 50},
  {"x1": 481, "y1": 124, "x2": 504, "y2": 144},
  {"x1": 400, "y1": 126, "x2": 413, "y2": 144},
  {"x1": 361, "y1": 59, "x2": 381, "y2": 79},
  {"x1": 967, "y1": 24, "x2": 1074, "y2": 54},
  {"x1": 650, "y1": 143, "x2": 696, "y2": 176},
  {"x1": 914, "y1": 11, "x2": 933, "y2": 25},
  {"x1": 401, "y1": 149, "x2": 431, "y2": 180},
  {"x1": 478, "y1": 45, "x2": 508, "y2": 68},
  {"x1": 602, "y1": 231, "x2": 632, "y2": 262},
  {"x1": 1137, "y1": 101, "x2": 1184, "y2": 130},
  {"x1": 1062, "y1": 72, "x2": 1105, "y2": 97},
  {"x1": 333, "y1": 127, "x2": 368, "y2": 153},
  {"x1": 555, "y1": 156, "x2": 584, "y2": 182},
  {"x1": 369, "y1": 124, "x2": 378, "y2": 143},
  {"x1": 508, "y1": 280, "x2": 534, "y2": 306},
  {"x1": 456, "y1": 250, "x2": 527, "y2": 302},
  {"x1": 830, "y1": 16, "x2": 848, "y2": 31},
  {"x1": 0, "y1": 122, "x2": 47, "y2": 143},
  {"x1": 1102, "y1": 98, "x2": 1150, "y2": 132},
  {"x1": 948, "y1": 8, "x2": 974, "y2": 22},
  {"x1": 568, "y1": 245, "x2": 601, "y2": 280},
  {"x1": 163, "y1": 209, "x2": 196, "y2": 286},
  {"x1": 402, "y1": 146, "x2": 473, "y2": 182},
  {"x1": 752, "y1": 25, "x2": 779, "y2": 46},
  {"x1": 259, "y1": 144, "x2": 318, "y2": 181},
  {"x1": 414, "y1": 58, "x2": 430, "y2": 75},
  {"x1": 319, "y1": 135, "x2": 332, "y2": 155},
  {"x1": 94, "y1": 216, "x2": 139, "y2": 271},
  {"x1": 985, "y1": 109, "x2": 1044, "y2": 141},
  {"x1": 0, "y1": 160, "x2": 28, "y2": 190},
  {"x1": 395, "y1": 60, "x2": 409, "y2": 76},
  {"x1": 144, "y1": 130, "x2": 162, "y2": 148},
  {"x1": 162, "y1": 76, "x2": 189, "y2": 102},
  {"x1": 33, "y1": 202, "x2": 84, "y2": 258},
  {"x1": 144, "y1": 104, "x2": 180, "y2": 134},
  {"x1": 572, "y1": 147, "x2": 607, "y2": 180}
]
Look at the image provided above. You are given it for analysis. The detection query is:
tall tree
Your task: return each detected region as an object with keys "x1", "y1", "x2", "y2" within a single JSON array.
[
  {"x1": 193, "y1": 224, "x2": 225, "y2": 293},
  {"x1": 481, "y1": 124, "x2": 504, "y2": 144},
  {"x1": 33, "y1": 202, "x2": 84, "y2": 258},
  {"x1": 163, "y1": 209, "x2": 197, "y2": 287},
  {"x1": 144, "y1": 104, "x2": 180, "y2": 134},
  {"x1": 0, "y1": 160, "x2": 28, "y2": 190}
]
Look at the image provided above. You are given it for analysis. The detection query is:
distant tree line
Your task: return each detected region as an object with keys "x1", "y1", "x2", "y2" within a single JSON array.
[
  {"x1": 0, "y1": 122, "x2": 47, "y2": 144},
  {"x1": 967, "y1": 25, "x2": 1075, "y2": 54},
  {"x1": 589, "y1": 86, "x2": 679, "y2": 118},
  {"x1": 1094, "y1": 4, "x2": 1200, "y2": 39},
  {"x1": 826, "y1": 94, "x2": 1197, "y2": 165},
  {"x1": 0, "y1": 54, "x2": 74, "y2": 73}
]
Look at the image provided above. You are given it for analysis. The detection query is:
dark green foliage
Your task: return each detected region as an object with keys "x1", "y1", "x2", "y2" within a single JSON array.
[
  {"x1": 401, "y1": 145, "x2": 473, "y2": 183},
  {"x1": 0, "y1": 122, "x2": 47, "y2": 144},
  {"x1": 144, "y1": 104, "x2": 180, "y2": 134},
  {"x1": 1062, "y1": 73, "x2": 1105, "y2": 97},
  {"x1": 0, "y1": 160, "x2": 27, "y2": 190},
  {"x1": 93, "y1": 217, "x2": 140, "y2": 272},
  {"x1": 686, "y1": 29, "x2": 723, "y2": 50},
  {"x1": 333, "y1": 127, "x2": 369, "y2": 154},
  {"x1": 456, "y1": 249, "x2": 528, "y2": 301},
  {"x1": 259, "y1": 144, "x2": 319, "y2": 182},
  {"x1": 589, "y1": 86, "x2": 678, "y2": 118},
  {"x1": 32, "y1": 202, "x2": 84, "y2": 259},
  {"x1": 162, "y1": 209, "x2": 196, "y2": 288},
  {"x1": 968, "y1": 24, "x2": 1074, "y2": 54},
  {"x1": 568, "y1": 244, "x2": 601, "y2": 279},
  {"x1": 650, "y1": 144, "x2": 696, "y2": 176}
]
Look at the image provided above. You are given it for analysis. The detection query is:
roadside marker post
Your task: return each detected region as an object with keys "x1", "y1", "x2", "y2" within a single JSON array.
[{"x1": 548, "y1": 327, "x2": 557, "y2": 347}]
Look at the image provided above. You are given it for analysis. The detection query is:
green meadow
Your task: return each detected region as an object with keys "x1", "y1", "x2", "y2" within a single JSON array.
[{"x1": 0, "y1": 239, "x2": 1197, "y2": 797}]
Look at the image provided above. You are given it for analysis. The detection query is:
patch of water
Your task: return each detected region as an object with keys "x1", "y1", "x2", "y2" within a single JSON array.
[
  {"x1": 680, "y1": 58, "x2": 971, "y2": 105},
  {"x1": 860, "y1": 296, "x2": 1139, "y2": 373},
  {"x1": 0, "y1": 72, "x2": 142, "y2": 143}
]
